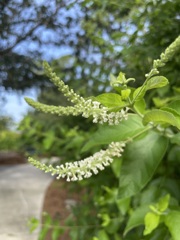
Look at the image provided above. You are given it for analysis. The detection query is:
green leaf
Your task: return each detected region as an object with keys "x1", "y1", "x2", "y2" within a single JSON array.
[
  {"x1": 133, "y1": 86, "x2": 146, "y2": 100},
  {"x1": 161, "y1": 101, "x2": 180, "y2": 127},
  {"x1": 113, "y1": 86, "x2": 125, "y2": 94},
  {"x1": 163, "y1": 178, "x2": 180, "y2": 200},
  {"x1": 134, "y1": 98, "x2": 146, "y2": 115},
  {"x1": 43, "y1": 131, "x2": 55, "y2": 150},
  {"x1": 52, "y1": 220, "x2": 64, "y2": 240},
  {"x1": 173, "y1": 86, "x2": 180, "y2": 94},
  {"x1": 143, "y1": 212, "x2": 160, "y2": 235},
  {"x1": 140, "y1": 186, "x2": 161, "y2": 206},
  {"x1": 161, "y1": 107, "x2": 180, "y2": 119},
  {"x1": 116, "y1": 197, "x2": 131, "y2": 216},
  {"x1": 121, "y1": 89, "x2": 131, "y2": 100},
  {"x1": 168, "y1": 146, "x2": 180, "y2": 163},
  {"x1": 166, "y1": 100, "x2": 180, "y2": 114},
  {"x1": 28, "y1": 217, "x2": 39, "y2": 233},
  {"x1": 39, "y1": 213, "x2": 52, "y2": 240},
  {"x1": 117, "y1": 72, "x2": 126, "y2": 84},
  {"x1": 110, "y1": 73, "x2": 117, "y2": 87},
  {"x1": 96, "y1": 230, "x2": 110, "y2": 240},
  {"x1": 143, "y1": 109, "x2": 180, "y2": 129},
  {"x1": 95, "y1": 93, "x2": 125, "y2": 108},
  {"x1": 133, "y1": 76, "x2": 168, "y2": 101},
  {"x1": 124, "y1": 205, "x2": 150, "y2": 236},
  {"x1": 92, "y1": 237, "x2": 99, "y2": 240},
  {"x1": 111, "y1": 157, "x2": 122, "y2": 178},
  {"x1": 165, "y1": 211, "x2": 180, "y2": 240},
  {"x1": 157, "y1": 194, "x2": 170, "y2": 212},
  {"x1": 153, "y1": 97, "x2": 170, "y2": 108},
  {"x1": 146, "y1": 76, "x2": 169, "y2": 90},
  {"x1": 100, "y1": 214, "x2": 111, "y2": 227},
  {"x1": 118, "y1": 131, "x2": 168, "y2": 199},
  {"x1": 82, "y1": 115, "x2": 145, "y2": 152},
  {"x1": 114, "y1": 234, "x2": 122, "y2": 240},
  {"x1": 170, "y1": 133, "x2": 180, "y2": 145},
  {"x1": 106, "y1": 218, "x2": 122, "y2": 234}
]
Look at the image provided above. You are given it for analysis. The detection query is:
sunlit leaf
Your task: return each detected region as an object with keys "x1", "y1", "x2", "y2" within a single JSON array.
[
  {"x1": 146, "y1": 76, "x2": 169, "y2": 90},
  {"x1": 121, "y1": 89, "x2": 131, "y2": 100},
  {"x1": 156, "y1": 194, "x2": 170, "y2": 212},
  {"x1": 143, "y1": 109, "x2": 180, "y2": 129},
  {"x1": 161, "y1": 107, "x2": 180, "y2": 119},
  {"x1": 165, "y1": 211, "x2": 180, "y2": 240},
  {"x1": 134, "y1": 98, "x2": 146, "y2": 115},
  {"x1": 28, "y1": 217, "x2": 39, "y2": 233},
  {"x1": 95, "y1": 93, "x2": 125, "y2": 108},
  {"x1": 153, "y1": 97, "x2": 170, "y2": 108},
  {"x1": 133, "y1": 86, "x2": 146, "y2": 100},
  {"x1": 143, "y1": 212, "x2": 160, "y2": 235}
]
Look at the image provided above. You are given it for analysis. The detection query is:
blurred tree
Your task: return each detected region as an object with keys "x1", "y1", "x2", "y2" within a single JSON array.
[
  {"x1": 1, "y1": 0, "x2": 179, "y2": 94},
  {"x1": 0, "y1": 0, "x2": 81, "y2": 91},
  {"x1": 120, "y1": 0, "x2": 180, "y2": 84},
  {"x1": 0, "y1": 116, "x2": 13, "y2": 131}
]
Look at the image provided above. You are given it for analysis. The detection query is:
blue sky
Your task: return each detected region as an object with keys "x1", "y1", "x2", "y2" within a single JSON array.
[{"x1": 3, "y1": 89, "x2": 38, "y2": 124}]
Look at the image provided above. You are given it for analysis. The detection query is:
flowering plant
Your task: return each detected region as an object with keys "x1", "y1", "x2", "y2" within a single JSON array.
[{"x1": 26, "y1": 36, "x2": 180, "y2": 239}]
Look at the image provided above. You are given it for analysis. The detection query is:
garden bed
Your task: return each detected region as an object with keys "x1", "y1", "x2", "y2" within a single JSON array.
[{"x1": 42, "y1": 179, "x2": 75, "y2": 240}]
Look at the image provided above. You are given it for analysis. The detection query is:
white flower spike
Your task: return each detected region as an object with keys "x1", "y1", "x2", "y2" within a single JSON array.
[{"x1": 29, "y1": 141, "x2": 125, "y2": 181}]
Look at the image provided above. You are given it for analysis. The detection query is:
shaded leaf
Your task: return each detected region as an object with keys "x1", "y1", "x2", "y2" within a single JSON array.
[
  {"x1": 111, "y1": 157, "x2": 122, "y2": 178},
  {"x1": 170, "y1": 133, "x2": 180, "y2": 145},
  {"x1": 116, "y1": 197, "x2": 131, "y2": 216},
  {"x1": 118, "y1": 131, "x2": 168, "y2": 199},
  {"x1": 82, "y1": 115, "x2": 145, "y2": 152},
  {"x1": 124, "y1": 205, "x2": 149, "y2": 236},
  {"x1": 167, "y1": 100, "x2": 180, "y2": 114}
]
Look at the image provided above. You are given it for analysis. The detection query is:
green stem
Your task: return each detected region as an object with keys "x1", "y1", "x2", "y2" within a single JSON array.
[{"x1": 124, "y1": 125, "x2": 152, "y2": 144}]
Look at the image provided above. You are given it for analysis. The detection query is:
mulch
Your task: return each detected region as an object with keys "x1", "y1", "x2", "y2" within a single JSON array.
[
  {"x1": 42, "y1": 179, "x2": 81, "y2": 240},
  {"x1": 0, "y1": 151, "x2": 27, "y2": 165}
]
